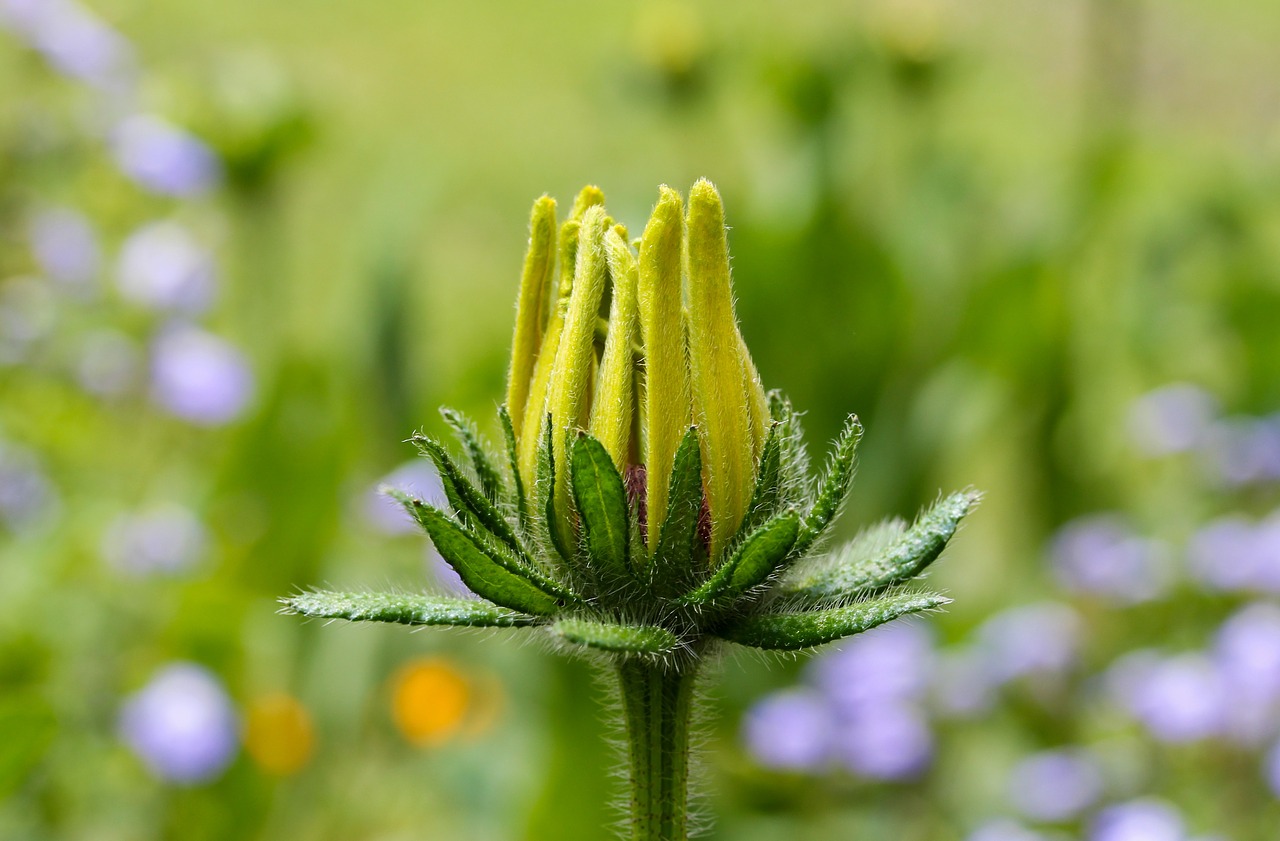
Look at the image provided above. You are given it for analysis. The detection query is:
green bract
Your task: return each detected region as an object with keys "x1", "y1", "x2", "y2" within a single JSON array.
[{"x1": 282, "y1": 181, "x2": 978, "y2": 841}]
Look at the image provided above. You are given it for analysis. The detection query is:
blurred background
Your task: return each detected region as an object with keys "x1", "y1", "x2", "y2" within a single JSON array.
[{"x1": 3, "y1": 0, "x2": 1280, "y2": 838}]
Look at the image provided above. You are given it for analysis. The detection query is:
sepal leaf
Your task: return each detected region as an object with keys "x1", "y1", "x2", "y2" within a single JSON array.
[
  {"x1": 441, "y1": 407, "x2": 504, "y2": 505},
  {"x1": 550, "y1": 617, "x2": 680, "y2": 655},
  {"x1": 571, "y1": 433, "x2": 633, "y2": 583},
  {"x1": 650, "y1": 428, "x2": 703, "y2": 594},
  {"x1": 679, "y1": 513, "x2": 799, "y2": 606},
  {"x1": 715, "y1": 591, "x2": 949, "y2": 650},
  {"x1": 498, "y1": 404, "x2": 528, "y2": 528},
  {"x1": 779, "y1": 491, "x2": 980, "y2": 602},
  {"x1": 412, "y1": 433, "x2": 524, "y2": 557},
  {"x1": 792, "y1": 413, "x2": 862, "y2": 557},
  {"x1": 394, "y1": 493, "x2": 572, "y2": 616},
  {"x1": 282, "y1": 590, "x2": 538, "y2": 628}
]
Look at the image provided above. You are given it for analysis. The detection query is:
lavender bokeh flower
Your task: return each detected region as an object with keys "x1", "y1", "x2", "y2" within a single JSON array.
[
  {"x1": 1265, "y1": 740, "x2": 1280, "y2": 798},
  {"x1": 29, "y1": 207, "x2": 100, "y2": 289},
  {"x1": 364, "y1": 460, "x2": 445, "y2": 535},
  {"x1": 1007, "y1": 748, "x2": 1105, "y2": 822},
  {"x1": 974, "y1": 602, "x2": 1082, "y2": 684},
  {"x1": 1088, "y1": 799, "x2": 1185, "y2": 841},
  {"x1": 1213, "y1": 602, "x2": 1280, "y2": 701},
  {"x1": 117, "y1": 221, "x2": 216, "y2": 313},
  {"x1": 1050, "y1": 515, "x2": 1173, "y2": 603},
  {"x1": 742, "y1": 689, "x2": 835, "y2": 771},
  {"x1": 1187, "y1": 514, "x2": 1280, "y2": 594},
  {"x1": 1205, "y1": 416, "x2": 1280, "y2": 488},
  {"x1": 1107, "y1": 651, "x2": 1226, "y2": 743},
  {"x1": 0, "y1": 442, "x2": 59, "y2": 530},
  {"x1": 1, "y1": 0, "x2": 136, "y2": 93},
  {"x1": 112, "y1": 115, "x2": 221, "y2": 197},
  {"x1": 931, "y1": 648, "x2": 1000, "y2": 718},
  {"x1": 807, "y1": 621, "x2": 934, "y2": 713},
  {"x1": 1127, "y1": 384, "x2": 1218, "y2": 457},
  {"x1": 118, "y1": 663, "x2": 239, "y2": 784},
  {"x1": 832, "y1": 702, "x2": 933, "y2": 780},
  {"x1": 101, "y1": 503, "x2": 207, "y2": 576},
  {"x1": 151, "y1": 325, "x2": 253, "y2": 425}
]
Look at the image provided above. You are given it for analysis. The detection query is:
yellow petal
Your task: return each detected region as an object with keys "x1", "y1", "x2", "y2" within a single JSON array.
[
  {"x1": 590, "y1": 225, "x2": 640, "y2": 468},
  {"x1": 504, "y1": 196, "x2": 557, "y2": 439}
]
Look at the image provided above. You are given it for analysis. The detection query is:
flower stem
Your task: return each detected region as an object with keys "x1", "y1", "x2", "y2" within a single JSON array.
[{"x1": 616, "y1": 660, "x2": 698, "y2": 841}]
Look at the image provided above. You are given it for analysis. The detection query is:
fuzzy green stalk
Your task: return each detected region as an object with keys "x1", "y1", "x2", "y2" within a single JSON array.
[{"x1": 616, "y1": 661, "x2": 699, "y2": 841}]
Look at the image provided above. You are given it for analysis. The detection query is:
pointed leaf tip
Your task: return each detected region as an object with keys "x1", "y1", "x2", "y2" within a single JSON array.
[
  {"x1": 716, "y1": 591, "x2": 950, "y2": 650},
  {"x1": 551, "y1": 617, "x2": 679, "y2": 655}
]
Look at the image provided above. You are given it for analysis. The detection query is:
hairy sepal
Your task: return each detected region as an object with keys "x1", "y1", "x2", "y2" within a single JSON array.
[
  {"x1": 791, "y1": 413, "x2": 862, "y2": 557},
  {"x1": 393, "y1": 492, "x2": 573, "y2": 616},
  {"x1": 571, "y1": 433, "x2": 634, "y2": 587},
  {"x1": 497, "y1": 404, "x2": 528, "y2": 528},
  {"x1": 768, "y1": 390, "x2": 811, "y2": 509},
  {"x1": 440, "y1": 407, "x2": 504, "y2": 505},
  {"x1": 715, "y1": 590, "x2": 950, "y2": 650},
  {"x1": 550, "y1": 617, "x2": 679, "y2": 655},
  {"x1": 679, "y1": 513, "x2": 799, "y2": 607},
  {"x1": 283, "y1": 590, "x2": 538, "y2": 628},
  {"x1": 411, "y1": 433, "x2": 525, "y2": 559},
  {"x1": 649, "y1": 428, "x2": 703, "y2": 596},
  {"x1": 779, "y1": 491, "x2": 980, "y2": 603}
]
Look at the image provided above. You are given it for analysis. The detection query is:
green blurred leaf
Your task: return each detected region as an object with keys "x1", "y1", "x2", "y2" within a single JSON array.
[{"x1": 0, "y1": 697, "x2": 56, "y2": 798}]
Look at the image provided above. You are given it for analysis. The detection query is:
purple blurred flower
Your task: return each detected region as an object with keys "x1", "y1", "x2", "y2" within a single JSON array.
[
  {"x1": 118, "y1": 663, "x2": 239, "y2": 784},
  {"x1": 1108, "y1": 651, "x2": 1226, "y2": 743},
  {"x1": 77, "y1": 329, "x2": 141, "y2": 397},
  {"x1": 974, "y1": 602, "x2": 1082, "y2": 684},
  {"x1": 117, "y1": 221, "x2": 216, "y2": 313},
  {"x1": 832, "y1": 702, "x2": 933, "y2": 780},
  {"x1": 0, "y1": 442, "x2": 59, "y2": 530},
  {"x1": 364, "y1": 460, "x2": 445, "y2": 535},
  {"x1": 0, "y1": 276, "x2": 57, "y2": 363},
  {"x1": 1188, "y1": 515, "x2": 1280, "y2": 594},
  {"x1": 1265, "y1": 740, "x2": 1280, "y2": 798},
  {"x1": 112, "y1": 115, "x2": 221, "y2": 197},
  {"x1": 102, "y1": 503, "x2": 207, "y2": 576},
  {"x1": 1206, "y1": 417, "x2": 1280, "y2": 487},
  {"x1": 29, "y1": 207, "x2": 100, "y2": 288},
  {"x1": 1007, "y1": 748, "x2": 1105, "y2": 822},
  {"x1": 1127, "y1": 384, "x2": 1218, "y2": 457},
  {"x1": 1214, "y1": 602, "x2": 1280, "y2": 700},
  {"x1": 967, "y1": 820, "x2": 1051, "y2": 841},
  {"x1": 931, "y1": 648, "x2": 999, "y2": 718},
  {"x1": 1, "y1": 0, "x2": 136, "y2": 93},
  {"x1": 1089, "y1": 799, "x2": 1185, "y2": 841},
  {"x1": 1050, "y1": 515, "x2": 1173, "y2": 603},
  {"x1": 742, "y1": 689, "x2": 834, "y2": 771},
  {"x1": 808, "y1": 621, "x2": 934, "y2": 714},
  {"x1": 151, "y1": 325, "x2": 253, "y2": 425}
]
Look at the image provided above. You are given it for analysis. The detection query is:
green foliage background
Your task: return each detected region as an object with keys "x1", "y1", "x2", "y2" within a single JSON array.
[{"x1": 3, "y1": 0, "x2": 1280, "y2": 838}]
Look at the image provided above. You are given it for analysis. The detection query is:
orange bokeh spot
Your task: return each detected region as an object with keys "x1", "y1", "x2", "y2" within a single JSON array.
[
  {"x1": 244, "y1": 692, "x2": 315, "y2": 776},
  {"x1": 391, "y1": 658, "x2": 472, "y2": 746}
]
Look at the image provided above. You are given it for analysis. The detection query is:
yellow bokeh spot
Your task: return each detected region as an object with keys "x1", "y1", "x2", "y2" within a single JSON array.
[
  {"x1": 391, "y1": 658, "x2": 472, "y2": 746},
  {"x1": 244, "y1": 692, "x2": 315, "y2": 776}
]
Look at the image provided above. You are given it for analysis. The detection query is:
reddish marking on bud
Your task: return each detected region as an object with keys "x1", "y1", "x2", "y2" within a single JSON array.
[
  {"x1": 697, "y1": 495, "x2": 712, "y2": 557},
  {"x1": 625, "y1": 464, "x2": 648, "y2": 544}
]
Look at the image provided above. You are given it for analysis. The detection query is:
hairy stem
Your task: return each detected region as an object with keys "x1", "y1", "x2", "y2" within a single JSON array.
[{"x1": 616, "y1": 660, "x2": 698, "y2": 841}]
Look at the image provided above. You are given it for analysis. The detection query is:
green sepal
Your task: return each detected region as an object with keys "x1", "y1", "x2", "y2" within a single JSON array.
[
  {"x1": 678, "y1": 513, "x2": 799, "y2": 606},
  {"x1": 441, "y1": 407, "x2": 504, "y2": 505},
  {"x1": 282, "y1": 590, "x2": 539, "y2": 628},
  {"x1": 571, "y1": 433, "x2": 633, "y2": 583},
  {"x1": 650, "y1": 428, "x2": 702, "y2": 594},
  {"x1": 393, "y1": 493, "x2": 572, "y2": 616},
  {"x1": 737, "y1": 422, "x2": 782, "y2": 539},
  {"x1": 768, "y1": 390, "x2": 810, "y2": 508},
  {"x1": 536, "y1": 416, "x2": 575, "y2": 565},
  {"x1": 791, "y1": 413, "x2": 862, "y2": 557},
  {"x1": 550, "y1": 617, "x2": 679, "y2": 655},
  {"x1": 779, "y1": 491, "x2": 980, "y2": 603},
  {"x1": 497, "y1": 404, "x2": 528, "y2": 529},
  {"x1": 715, "y1": 591, "x2": 950, "y2": 650},
  {"x1": 412, "y1": 433, "x2": 524, "y2": 559}
]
